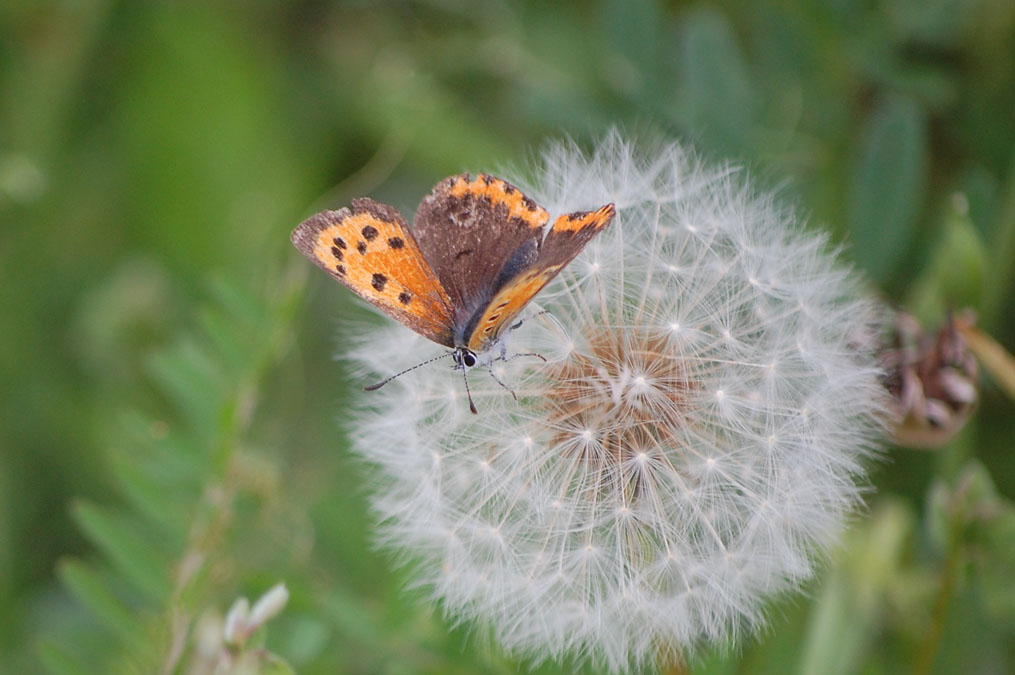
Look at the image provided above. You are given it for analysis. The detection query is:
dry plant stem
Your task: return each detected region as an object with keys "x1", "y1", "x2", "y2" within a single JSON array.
[
  {"x1": 915, "y1": 543, "x2": 957, "y2": 675},
  {"x1": 913, "y1": 534, "x2": 958, "y2": 675},
  {"x1": 160, "y1": 265, "x2": 306, "y2": 673},
  {"x1": 957, "y1": 322, "x2": 1015, "y2": 401}
]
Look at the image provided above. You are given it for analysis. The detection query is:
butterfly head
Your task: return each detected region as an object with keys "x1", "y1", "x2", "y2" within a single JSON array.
[{"x1": 452, "y1": 346, "x2": 479, "y2": 371}]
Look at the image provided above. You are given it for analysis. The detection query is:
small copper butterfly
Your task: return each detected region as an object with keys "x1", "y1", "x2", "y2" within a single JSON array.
[{"x1": 291, "y1": 173, "x2": 615, "y2": 412}]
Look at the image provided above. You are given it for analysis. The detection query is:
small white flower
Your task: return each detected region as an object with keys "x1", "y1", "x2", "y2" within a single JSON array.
[
  {"x1": 223, "y1": 597, "x2": 250, "y2": 647},
  {"x1": 248, "y1": 582, "x2": 290, "y2": 629},
  {"x1": 222, "y1": 582, "x2": 289, "y2": 648},
  {"x1": 346, "y1": 133, "x2": 888, "y2": 671}
]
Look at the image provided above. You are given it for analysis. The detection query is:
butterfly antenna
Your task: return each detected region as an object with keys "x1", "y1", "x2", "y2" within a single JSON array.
[
  {"x1": 462, "y1": 368, "x2": 478, "y2": 414},
  {"x1": 364, "y1": 352, "x2": 453, "y2": 391}
]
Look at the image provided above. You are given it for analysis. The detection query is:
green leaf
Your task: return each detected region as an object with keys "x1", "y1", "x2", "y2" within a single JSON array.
[
  {"x1": 276, "y1": 615, "x2": 330, "y2": 664},
  {"x1": 907, "y1": 198, "x2": 987, "y2": 322},
  {"x1": 799, "y1": 501, "x2": 915, "y2": 675},
  {"x1": 117, "y1": 408, "x2": 205, "y2": 468},
  {"x1": 959, "y1": 459, "x2": 999, "y2": 508},
  {"x1": 107, "y1": 446, "x2": 190, "y2": 534},
  {"x1": 56, "y1": 559, "x2": 147, "y2": 655},
  {"x1": 799, "y1": 573, "x2": 865, "y2": 675},
  {"x1": 208, "y1": 275, "x2": 268, "y2": 329},
  {"x1": 601, "y1": 0, "x2": 666, "y2": 100},
  {"x1": 321, "y1": 585, "x2": 388, "y2": 650},
  {"x1": 70, "y1": 502, "x2": 172, "y2": 602},
  {"x1": 36, "y1": 639, "x2": 91, "y2": 675},
  {"x1": 199, "y1": 279, "x2": 268, "y2": 378},
  {"x1": 675, "y1": 9, "x2": 760, "y2": 158},
  {"x1": 260, "y1": 654, "x2": 297, "y2": 675},
  {"x1": 983, "y1": 150, "x2": 1015, "y2": 327},
  {"x1": 849, "y1": 95, "x2": 929, "y2": 282},
  {"x1": 145, "y1": 337, "x2": 226, "y2": 437},
  {"x1": 197, "y1": 307, "x2": 250, "y2": 380},
  {"x1": 979, "y1": 508, "x2": 1015, "y2": 619},
  {"x1": 926, "y1": 479, "x2": 952, "y2": 552}
]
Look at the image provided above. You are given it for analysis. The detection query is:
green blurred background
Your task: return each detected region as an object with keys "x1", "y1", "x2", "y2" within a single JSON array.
[{"x1": 2, "y1": 1, "x2": 1013, "y2": 672}]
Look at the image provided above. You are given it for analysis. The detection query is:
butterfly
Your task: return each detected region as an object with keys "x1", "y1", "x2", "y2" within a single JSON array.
[{"x1": 291, "y1": 173, "x2": 616, "y2": 412}]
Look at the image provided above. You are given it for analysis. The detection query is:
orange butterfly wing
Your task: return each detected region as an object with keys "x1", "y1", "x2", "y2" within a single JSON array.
[
  {"x1": 291, "y1": 198, "x2": 456, "y2": 347},
  {"x1": 465, "y1": 203, "x2": 616, "y2": 352}
]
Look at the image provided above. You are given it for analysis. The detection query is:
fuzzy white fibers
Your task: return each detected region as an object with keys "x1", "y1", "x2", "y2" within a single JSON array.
[{"x1": 344, "y1": 133, "x2": 888, "y2": 672}]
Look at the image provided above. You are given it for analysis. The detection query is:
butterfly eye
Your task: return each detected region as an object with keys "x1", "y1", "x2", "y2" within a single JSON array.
[{"x1": 462, "y1": 351, "x2": 477, "y2": 368}]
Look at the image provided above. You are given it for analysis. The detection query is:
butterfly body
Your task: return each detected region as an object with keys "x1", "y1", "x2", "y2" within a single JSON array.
[{"x1": 291, "y1": 173, "x2": 615, "y2": 406}]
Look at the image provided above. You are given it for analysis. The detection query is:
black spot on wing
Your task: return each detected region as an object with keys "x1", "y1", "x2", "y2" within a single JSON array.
[
  {"x1": 361, "y1": 225, "x2": 379, "y2": 241},
  {"x1": 371, "y1": 273, "x2": 387, "y2": 292}
]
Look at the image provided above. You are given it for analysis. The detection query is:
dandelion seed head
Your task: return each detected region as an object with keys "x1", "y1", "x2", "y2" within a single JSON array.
[{"x1": 345, "y1": 133, "x2": 887, "y2": 672}]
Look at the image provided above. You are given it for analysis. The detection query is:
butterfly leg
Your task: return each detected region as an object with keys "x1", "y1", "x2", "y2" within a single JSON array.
[
  {"x1": 486, "y1": 362, "x2": 519, "y2": 401},
  {"x1": 482, "y1": 311, "x2": 549, "y2": 399},
  {"x1": 491, "y1": 331, "x2": 548, "y2": 366}
]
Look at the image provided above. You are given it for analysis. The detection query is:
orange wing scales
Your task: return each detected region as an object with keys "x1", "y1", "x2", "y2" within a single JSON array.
[
  {"x1": 466, "y1": 264, "x2": 565, "y2": 352},
  {"x1": 448, "y1": 174, "x2": 549, "y2": 229},
  {"x1": 549, "y1": 203, "x2": 617, "y2": 234},
  {"x1": 292, "y1": 206, "x2": 456, "y2": 346}
]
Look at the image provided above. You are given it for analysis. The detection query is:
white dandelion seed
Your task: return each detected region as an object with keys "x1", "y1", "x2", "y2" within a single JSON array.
[{"x1": 345, "y1": 133, "x2": 888, "y2": 672}]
